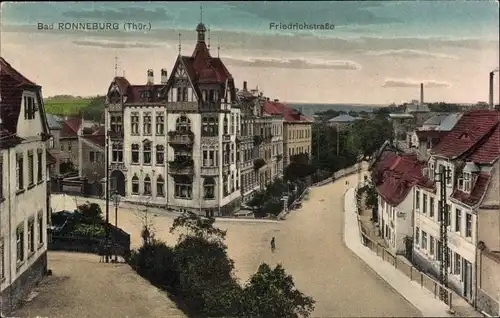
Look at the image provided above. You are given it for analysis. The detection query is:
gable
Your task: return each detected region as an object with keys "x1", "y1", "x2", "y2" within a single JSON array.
[{"x1": 175, "y1": 64, "x2": 188, "y2": 78}]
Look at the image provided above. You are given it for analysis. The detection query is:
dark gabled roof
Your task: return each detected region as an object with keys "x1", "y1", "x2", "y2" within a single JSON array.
[
  {"x1": 431, "y1": 110, "x2": 500, "y2": 163},
  {"x1": 0, "y1": 57, "x2": 39, "y2": 135}
]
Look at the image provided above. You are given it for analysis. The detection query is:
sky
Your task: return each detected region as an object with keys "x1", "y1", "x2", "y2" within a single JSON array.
[{"x1": 1, "y1": 1, "x2": 499, "y2": 104}]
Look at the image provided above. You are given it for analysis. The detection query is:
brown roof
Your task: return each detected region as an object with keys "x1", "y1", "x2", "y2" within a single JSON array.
[
  {"x1": 263, "y1": 100, "x2": 311, "y2": 122},
  {"x1": 431, "y1": 110, "x2": 500, "y2": 163},
  {"x1": 450, "y1": 172, "x2": 490, "y2": 207},
  {"x1": 0, "y1": 57, "x2": 38, "y2": 135},
  {"x1": 372, "y1": 151, "x2": 424, "y2": 206},
  {"x1": 60, "y1": 117, "x2": 82, "y2": 138},
  {"x1": 81, "y1": 134, "x2": 105, "y2": 148}
]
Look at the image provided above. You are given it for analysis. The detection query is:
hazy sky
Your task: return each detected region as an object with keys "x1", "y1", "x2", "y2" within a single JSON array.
[{"x1": 1, "y1": 1, "x2": 499, "y2": 104}]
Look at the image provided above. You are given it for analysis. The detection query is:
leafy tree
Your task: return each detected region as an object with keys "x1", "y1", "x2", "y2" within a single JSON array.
[
  {"x1": 240, "y1": 263, "x2": 316, "y2": 318},
  {"x1": 284, "y1": 153, "x2": 315, "y2": 182},
  {"x1": 76, "y1": 202, "x2": 103, "y2": 222},
  {"x1": 79, "y1": 95, "x2": 106, "y2": 122},
  {"x1": 345, "y1": 116, "x2": 393, "y2": 159},
  {"x1": 169, "y1": 211, "x2": 226, "y2": 244}
]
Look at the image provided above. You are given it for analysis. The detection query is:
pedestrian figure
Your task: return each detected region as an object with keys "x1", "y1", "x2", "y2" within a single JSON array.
[{"x1": 270, "y1": 237, "x2": 276, "y2": 253}]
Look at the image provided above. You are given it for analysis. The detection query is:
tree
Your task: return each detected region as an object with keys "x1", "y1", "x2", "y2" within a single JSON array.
[
  {"x1": 240, "y1": 263, "x2": 316, "y2": 318},
  {"x1": 76, "y1": 202, "x2": 103, "y2": 222},
  {"x1": 284, "y1": 153, "x2": 315, "y2": 182},
  {"x1": 169, "y1": 211, "x2": 226, "y2": 244},
  {"x1": 345, "y1": 116, "x2": 393, "y2": 159},
  {"x1": 79, "y1": 95, "x2": 106, "y2": 122}
]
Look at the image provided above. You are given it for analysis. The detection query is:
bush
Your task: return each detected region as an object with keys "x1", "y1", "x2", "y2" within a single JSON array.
[
  {"x1": 72, "y1": 224, "x2": 105, "y2": 237},
  {"x1": 128, "y1": 212, "x2": 315, "y2": 317},
  {"x1": 77, "y1": 202, "x2": 103, "y2": 222}
]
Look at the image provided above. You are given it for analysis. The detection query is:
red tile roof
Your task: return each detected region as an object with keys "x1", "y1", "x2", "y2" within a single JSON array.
[
  {"x1": 92, "y1": 126, "x2": 106, "y2": 135},
  {"x1": 467, "y1": 123, "x2": 500, "y2": 164},
  {"x1": 372, "y1": 151, "x2": 424, "y2": 206},
  {"x1": 431, "y1": 110, "x2": 500, "y2": 162},
  {"x1": 81, "y1": 134, "x2": 105, "y2": 148},
  {"x1": 263, "y1": 100, "x2": 312, "y2": 123},
  {"x1": 0, "y1": 57, "x2": 39, "y2": 135},
  {"x1": 60, "y1": 117, "x2": 82, "y2": 138},
  {"x1": 450, "y1": 172, "x2": 490, "y2": 207}
]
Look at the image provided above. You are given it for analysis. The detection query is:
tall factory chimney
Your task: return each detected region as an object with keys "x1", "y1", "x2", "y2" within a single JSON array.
[
  {"x1": 420, "y1": 83, "x2": 424, "y2": 106},
  {"x1": 489, "y1": 72, "x2": 494, "y2": 110}
]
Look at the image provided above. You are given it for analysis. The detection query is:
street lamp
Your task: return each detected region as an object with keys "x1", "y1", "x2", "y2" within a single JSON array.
[{"x1": 111, "y1": 191, "x2": 121, "y2": 263}]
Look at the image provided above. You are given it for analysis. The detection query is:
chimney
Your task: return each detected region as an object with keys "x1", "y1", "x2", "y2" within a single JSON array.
[
  {"x1": 489, "y1": 72, "x2": 494, "y2": 110},
  {"x1": 266, "y1": 97, "x2": 270, "y2": 101},
  {"x1": 161, "y1": 69, "x2": 168, "y2": 84},
  {"x1": 147, "y1": 69, "x2": 154, "y2": 84},
  {"x1": 420, "y1": 83, "x2": 424, "y2": 106},
  {"x1": 243, "y1": 81, "x2": 247, "y2": 90},
  {"x1": 274, "y1": 99, "x2": 279, "y2": 102}
]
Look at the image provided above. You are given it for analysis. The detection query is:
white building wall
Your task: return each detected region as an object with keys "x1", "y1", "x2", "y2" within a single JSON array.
[{"x1": 379, "y1": 192, "x2": 414, "y2": 255}]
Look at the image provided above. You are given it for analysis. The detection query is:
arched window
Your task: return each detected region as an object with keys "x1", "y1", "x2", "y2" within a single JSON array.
[
  {"x1": 203, "y1": 177, "x2": 215, "y2": 199},
  {"x1": 156, "y1": 145, "x2": 164, "y2": 165},
  {"x1": 223, "y1": 115, "x2": 228, "y2": 135},
  {"x1": 176, "y1": 115, "x2": 191, "y2": 132},
  {"x1": 132, "y1": 174, "x2": 139, "y2": 194},
  {"x1": 156, "y1": 175, "x2": 164, "y2": 197},
  {"x1": 231, "y1": 144, "x2": 235, "y2": 163},
  {"x1": 202, "y1": 117, "x2": 209, "y2": 136},
  {"x1": 223, "y1": 175, "x2": 228, "y2": 197},
  {"x1": 174, "y1": 176, "x2": 192, "y2": 199},
  {"x1": 143, "y1": 140, "x2": 151, "y2": 164},
  {"x1": 202, "y1": 89, "x2": 207, "y2": 101},
  {"x1": 209, "y1": 117, "x2": 218, "y2": 135},
  {"x1": 131, "y1": 144, "x2": 140, "y2": 164},
  {"x1": 144, "y1": 175, "x2": 151, "y2": 195}
]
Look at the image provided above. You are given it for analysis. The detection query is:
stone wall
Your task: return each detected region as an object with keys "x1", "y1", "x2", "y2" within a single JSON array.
[{"x1": 0, "y1": 251, "x2": 47, "y2": 316}]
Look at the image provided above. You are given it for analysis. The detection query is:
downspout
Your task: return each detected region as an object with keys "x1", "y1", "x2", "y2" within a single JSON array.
[
  {"x1": 474, "y1": 208, "x2": 479, "y2": 308},
  {"x1": 7, "y1": 147, "x2": 12, "y2": 310}
]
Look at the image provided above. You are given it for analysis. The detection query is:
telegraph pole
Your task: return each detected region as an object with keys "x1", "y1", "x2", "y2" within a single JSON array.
[
  {"x1": 105, "y1": 133, "x2": 110, "y2": 263},
  {"x1": 438, "y1": 165, "x2": 451, "y2": 302}
]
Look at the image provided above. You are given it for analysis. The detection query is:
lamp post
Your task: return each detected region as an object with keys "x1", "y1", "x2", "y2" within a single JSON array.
[{"x1": 112, "y1": 191, "x2": 121, "y2": 263}]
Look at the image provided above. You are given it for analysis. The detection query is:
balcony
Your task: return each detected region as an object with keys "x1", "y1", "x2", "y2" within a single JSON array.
[
  {"x1": 200, "y1": 101, "x2": 221, "y2": 112},
  {"x1": 201, "y1": 166, "x2": 219, "y2": 176},
  {"x1": 168, "y1": 158, "x2": 194, "y2": 175},
  {"x1": 168, "y1": 130, "x2": 194, "y2": 147}
]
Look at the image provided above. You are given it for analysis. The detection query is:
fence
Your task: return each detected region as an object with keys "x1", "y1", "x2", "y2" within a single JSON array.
[
  {"x1": 312, "y1": 161, "x2": 369, "y2": 187},
  {"x1": 353, "y1": 185, "x2": 456, "y2": 313}
]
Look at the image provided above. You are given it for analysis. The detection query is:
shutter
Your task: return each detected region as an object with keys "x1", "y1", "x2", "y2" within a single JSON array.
[{"x1": 24, "y1": 97, "x2": 28, "y2": 119}]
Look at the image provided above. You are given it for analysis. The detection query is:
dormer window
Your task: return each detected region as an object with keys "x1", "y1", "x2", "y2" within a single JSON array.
[
  {"x1": 463, "y1": 172, "x2": 471, "y2": 192},
  {"x1": 24, "y1": 96, "x2": 36, "y2": 120},
  {"x1": 428, "y1": 162, "x2": 435, "y2": 180}
]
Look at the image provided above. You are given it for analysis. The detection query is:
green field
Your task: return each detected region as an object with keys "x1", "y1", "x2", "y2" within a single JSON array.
[{"x1": 44, "y1": 98, "x2": 92, "y2": 116}]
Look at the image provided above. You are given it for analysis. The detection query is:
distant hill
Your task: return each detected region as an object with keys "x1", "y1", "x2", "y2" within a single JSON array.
[
  {"x1": 44, "y1": 97, "x2": 93, "y2": 116},
  {"x1": 290, "y1": 103, "x2": 386, "y2": 118}
]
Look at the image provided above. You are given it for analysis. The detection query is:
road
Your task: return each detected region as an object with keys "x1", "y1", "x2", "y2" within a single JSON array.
[{"x1": 51, "y1": 172, "x2": 421, "y2": 317}]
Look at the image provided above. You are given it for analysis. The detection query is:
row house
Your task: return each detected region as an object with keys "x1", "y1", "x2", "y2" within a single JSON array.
[
  {"x1": 371, "y1": 110, "x2": 500, "y2": 313},
  {"x1": 105, "y1": 20, "x2": 241, "y2": 216},
  {"x1": 78, "y1": 125, "x2": 106, "y2": 183},
  {"x1": 263, "y1": 100, "x2": 312, "y2": 167},
  {"x1": 0, "y1": 57, "x2": 50, "y2": 316}
]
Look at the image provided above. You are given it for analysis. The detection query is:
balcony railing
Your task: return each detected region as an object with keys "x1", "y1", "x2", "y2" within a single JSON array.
[
  {"x1": 200, "y1": 101, "x2": 221, "y2": 111},
  {"x1": 168, "y1": 159, "x2": 194, "y2": 175},
  {"x1": 201, "y1": 166, "x2": 219, "y2": 176},
  {"x1": 110, "y1": 162, "x2": 127, "y2": 171},
  {"x1": 168, "y1": 130, "x2": 194, "y2": 146}
]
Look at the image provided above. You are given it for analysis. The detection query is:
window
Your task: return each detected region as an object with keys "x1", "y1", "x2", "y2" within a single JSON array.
[
  {"x1": 429, "y1": 197, "x2": 435, "y2": 218},
  {"x1": 463, "y1": 172, "x2": 471, "y2": 192},
  {"x1": 437, "y1": 240, "x2": 442, "y2": 261},
  {"x1": 183, "y1": 87, "x2": 188, "y2": 101},
  {"x1": 430, "y1": 236, "x2": 435, "y2": 256},
  {"x1": 28, "y1": 218, "x2": 35, "y2": 254},
  {"x1": 415, "y1": 190, "x2": 420, "y2": 210},
  {"x1": 177, "y1": 87, "x2": 182, "y2": 102},
  {"x1": 223, "y1": 174, "x2": 228, "y2": 196},
  {"x1": 156, "y1": 113, "x2": 165, "y2": 135},
  {"x1": 68, "y1": 142, "x2": 72, "y2": 152},
  {"x1": 455, "y1": 208, "x2": 461, "y2": 233},
  {"x1": 204, "y1": 178, "x2": 215, "y2": 199},
  {"x1": 465, "y1": 213, "x2": 472, "y2": 238},
  {"x1": 26, "y1": 151, "x2": 33, "y2": 186},
  {"x1": 131, "y1": 112, "x2": 140, "y2": 134},
  {"x1": 0, "y1": 239, "x2": 4, "y2": 280},
  {"x1": 175, "y1": 115, "x2": 191, "y2": 132},
  {"x1": 37, "y1": 150, "x2": 43, "y2": 182},
  {"x1": 223, "y1": 116, "x2": 228, "y2": 135},
  {"x1": 156, "y1": 175, "x2": 164, "y2": 197},
  {"x1": 422, "y1": 194, "x2": 427, "y2": 214},
  {"x1": 131, "y1": 144, "x2": 140, "y2": 164},
  {"x1": 24, "y1": 96, "x2": 36, "y2": 120},
  {"x1": 112, "y1": 143, "x2": 123, "y2": 162},
  {"x1": 16, "y1": 153, "x2": 24, "y2": 190},
  {"x1": 143, "y1": 113, "x2": 152, "y2": 135},
  {"x1": 0, "y1": 158, "x2": 3, "y2": 200},
  {"x1": 174, "y1": 177, "x2": 192, "y2": 199},
  {"x1": 144, "y1": 175, "x2": 151, "y2": 195},
  {"x1": 454, "y1": 253, "x2": 461, "y2": 275},
  {"x1": 421, "y1": 231, "x2": 427, "y2": 250},
  {"x1": 16, "y1": 223, "x2": 24, "y2": 263},
  {"x1": 143, "y1": 141, "x2": 152, "y2": 165},
  {"x1": 447, "y1": 204, "x2": 452, "y2": 226},
  {"x1": 89, "y1": 151, "x2": 95, "y2": 162},
  {"x1": 131, "y1": 175, "x2": 139, "y2": 194},
  {"x1": 156, "y1": 145, "x2": 164, "y2": 165},
  {"x1": 38, "y1": 211, "x2": 44, "y2": 244},
  {"x1": 110, "y1": 116, "x2": 122, "y2": 132}
]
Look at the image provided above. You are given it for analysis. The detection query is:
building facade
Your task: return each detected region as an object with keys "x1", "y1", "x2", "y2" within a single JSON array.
[
  {"x1": 412, "y1": 110, "x2": 500, "y2": 305},
  {"x1": 263, "y1": 100, "x2": 312, "y2": 167},
  {"x1": 105, "y1": 22, "x2": 242, "y2": 216},
  {"x1": 78, "y1": 126, "x2": 106, "y2": 183},
  {"x1": 0, "y1": 58, "x2": 49, "y2": 316}
]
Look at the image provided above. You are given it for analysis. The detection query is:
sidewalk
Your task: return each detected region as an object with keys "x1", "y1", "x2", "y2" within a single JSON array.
[
  {"x1": 343, "y1": 187, "x2": 455, "y2": 317},
  {"x1": 50, "y1": 194, "x2": 280, "y2": 224}
]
